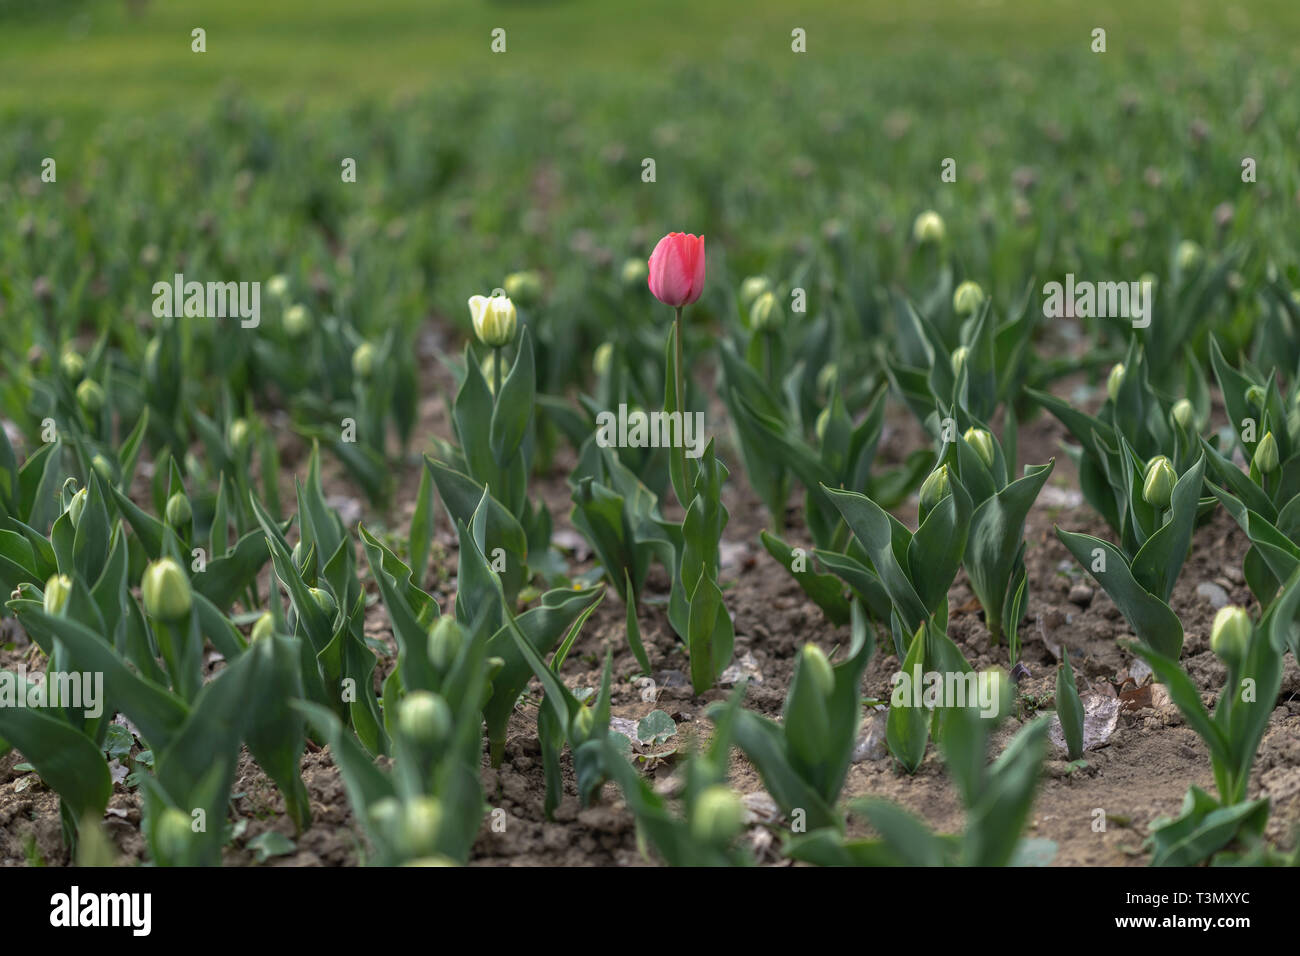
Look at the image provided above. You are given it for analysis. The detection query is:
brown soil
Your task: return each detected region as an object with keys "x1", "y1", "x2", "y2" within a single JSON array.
[{"x1": 2, "y1": 327, "x2": 1298, "y2": 867}]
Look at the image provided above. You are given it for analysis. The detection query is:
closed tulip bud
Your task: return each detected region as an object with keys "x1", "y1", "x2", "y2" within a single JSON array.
[
  {"x1": 76, "y1": 379, "x2": 105, "y2": 415},
  {"x1": 91, "y1": 454, "x2": 114, "y2": 483},
  {"x1": 647, "y1": 232, "x2": 706, "y2": 307},
  {"x1": 283, "y1": 303, "x2": 310, "y2": 338},
  {"x1": 1245, "y1": 385, "x2": 1266, "y2": 408},
  {"x1": 1106, "y1": 363, "x2": 1126, "y2": 403},
  {"x1": 800, "y1": 644, "x2": 835, "y2": 697},
  {"x1": 154, "y1": 807, "x2": 193, "y2": 863},
  {"x1": 399, "y1": 691, "x2": 452, "y2": 745},
  {"x1": 503, "y1": 270, "x2": 542, "y2": 306},
  {"x1": 467, "y1": 294, "x2": 517, "y2": 347},
  {"x1": 308, "y1": 587, "x2": 337, "y2": 619},
  {"x1": 402, "y1": 797, "x2": 444, "y2": 856},
  {"x1": 621, "y1": 257, "x2": 649, "y2": 287},
  {"x1": 953, "y1": 280, "x2": 985, "y2": 316},
  {"x1": 351, "y1": 342, "x2": 376, "y2": 380},
  {"x1": 950, "y1": 345, "x2": 970, "y2": 379},
  {"x1": 1176, "y1": 240, "x2": 1203, "y2": 272},
  {"x1": 368, "y1": 797, "x2": 402, "y2": 838},
  {"x1": 1143, "y1": 456, "x2": 1176, "y2": 509},
  {"x1": 144, "y1": 337, "x2": 163, "y2": 379},
  {"x1": 749, "y1": 290, "x2": 783, "y2": 332},
  {"x1": 228, "y1": 418, "x2": 251, "y2": 453},
  {"x1": 912, "y1": 210, "x2": 946, "y2": 244},
  {"x1": 165, "y1": 492, "x2": 191, "y2": 528},
  {"x1": 1171, "y1": 398, "x2": 1194, "y2": 429},
  {"x1": 815, "y1": 363, "x2": 838, "y2": 396},
  {"x1": 66, "y1": 487, "x2": 87, "y2": 527},
  {"x1": 814, "y1": 407, "x2": 831, "y2": 443},
  {"x1": 142, "y1": 558, "x2": 192, "y2": 621},
  {"x1": 571, "y1": 704, "x2": 595, "y2": 741},
  {"x1": 691, "y1": 785, "x2": 744, "y2": 845},
  {"x1": 964, "y1": 427, "x2": 996, "y2": 470},
  {"x1": 593, "y1": 342, "x2": 613, "y2": 377},
  {"x1": 1210, "y1": 605, "x2": 1251, "y2": 664},
  {"x1": 428, "y1": 616, "x2": 464, "y2": 671},
  {"x1": 738, "y1": 275, "x2": 772, "y2": 308},
  {"x1": 43, "y1": 574, "x2": 73, "y2": 616},
  {"x1": 266, "y1": 274, "x2": 290, "y2": 300},
  {"x1": 919, "y1": 464, "x2": 952, "y2": 511},
  {"x1": 59, "y1": 349, "x2": 85, "y2": 382},
  {"x1": 1254, "y1": 431, "x2": 1279, "y2": 474},
  {"x1": 250, "y1": 612, "x2": 274, "y2": 643}
]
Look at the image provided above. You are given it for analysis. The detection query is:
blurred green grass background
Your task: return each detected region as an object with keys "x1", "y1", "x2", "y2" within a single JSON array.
[{"x1": 4, "y1": 0, "x2": 1298, "y2": 117}]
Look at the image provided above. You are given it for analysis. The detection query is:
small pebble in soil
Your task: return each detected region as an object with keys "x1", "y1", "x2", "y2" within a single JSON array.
[
  {"x1": 1068, "y1": 583, "x2": 1094, "y2": 608},
  {"x1": 1196, "y1": 581, "x2": 1230, "y2": 610}
]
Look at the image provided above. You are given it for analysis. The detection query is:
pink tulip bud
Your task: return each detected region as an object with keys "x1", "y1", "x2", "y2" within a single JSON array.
[{"x1": 647, "y1": 232, "x2": 706, "y2": 307}]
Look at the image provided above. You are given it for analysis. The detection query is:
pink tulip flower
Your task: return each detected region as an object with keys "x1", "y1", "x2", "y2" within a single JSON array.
[{"x1": 647, "y1": 232, "x2": 706, "y2": 307}]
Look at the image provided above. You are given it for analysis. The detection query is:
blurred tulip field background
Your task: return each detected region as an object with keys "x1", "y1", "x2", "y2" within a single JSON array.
[{"x1": 3, "y1": 0, "x2": 1300, "y2": 872}]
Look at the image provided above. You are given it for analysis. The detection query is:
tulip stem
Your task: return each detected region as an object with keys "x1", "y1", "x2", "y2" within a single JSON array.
[
  {"x1": 492, "y1": 345, "x2": 503, "y2": 400},
  {"x1": 673, "y1": 307, "x2": 689, "y2": 509}
]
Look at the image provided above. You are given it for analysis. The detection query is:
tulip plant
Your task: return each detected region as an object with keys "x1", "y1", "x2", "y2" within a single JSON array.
[
  {"x1": 1128, "y1": 571, "x2": 1300, "y2": 865},
  {"x1": 1056, "y1": 453, "x2": 1206, "y2": 659},
  {"x1": 786, "y1": 670, "x2": 1053, "y2": 866},
  {"x1": 716, "y1": 602, "x2": 875, "y2": 831},
  {"x1": 1201, "y1": 339, "x2": 1300, "y2": 622}
]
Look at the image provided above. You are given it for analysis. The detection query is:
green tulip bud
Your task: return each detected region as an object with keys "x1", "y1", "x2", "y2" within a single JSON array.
[
  {"x1": 690, "y1": 785, "x2": 744, "y2": 845},
  {"x1": 91, "y1": 454, "x2": 114, "y2": 483},
  {"x1": 154, "y1": 807, "x2": 193, "y2": 863},
  {"x1": 352, "y1": 342, "x2": 376, "y2": 380},
  {"x1": 60, "y1": 349, "x2": 85, "y2": 382},
  {"x1": 952, "y1": 280, "x2": 985, "y2": 316},
  {"x1": 399, "y1": 691, "x2": 452, "y2": 745},
  {"x1": 402, "y1": 797, "x2": 444, "y2": 856},
  {"x1": 919, "y1": 464, "x2": 952, "y2": 511},
  {"x1": 1254, "y1": 431, "x2": 1279, "y2": 474},
  {"x1": 266, "y1": 274, "x2": 290, "y2": 301},
  {"x1": 250, "y1": 612, "x2": 275, "y2": 642},
  {"x1": 621, "y1": 258, "x2": 649, "y2": 287},
  {"x1": 815, "y1": 363, "x2": 838, "y2": 396},
  {"x1": 503, "y1": 270, "x2": 543, "y2": 307},
  {"x1": 1171, "y1": 399, "x2": 1194, "y2": 429},
  {"x1": 800, "y1": 644, "x2": 835, "y2": 697},
  {"x1": 368, "y1": 796, "x2": 402, "y2": 836},
  {"x1": 1210, "y1": 605, "x2": 1251, "y2": 664},
  {"x1": 66, "y1": 487, "x2": 87, "y2": 527},
  {"x1": 1176, "y1": 240, "x2": 1203, "y2": 272},
  {"x1": 963, "y1": 427, "x2": 996, "y2": 470},
  {"x1": 308, "y1": 587, "x2": 337, "y2": 619},
  {"x1": 912, "y1": 210, "x2": 946, "y2": 244},
  {"x1": 738, "y1": 275, "x2": 772, "y2": 308},
  {"x1": 1142, "y1": 456, "x2": 1176, "y2": 509},
  {"x1": 468, "y1": 294, "x2": 517, "y2": 348},
  {"x1": 593, "y1": 342, "x2": 613, "y2": 377},
  {"x1": 1245, "y1": 385, "x2": 1266, "y2": 409},
  {"x1": 43, "y1": 574, "x2": 73, "y2": 616},
  {"x1": 76, "y1": 379, "x2": 105, "y2": 415},
  {"x1": 142, "y1": 558, "x2": 193, "y2": 622},
  {"x1": 570, "y1": 704, "x2": 594, "y2": 741},
  {"x1": 1106, "y1": 363, "x2": 1126, "y2": 403},
  {"x1": 814, "y1": 407, "x2": 831, "y2": 444},
  {"x1": 228, "y1": 418, "x2": 251, "y2": 453},
  {"x1": 749, "y1": 290, "x2": 783, "y2": 332},
  {"x1": 165, "y1": 491, "x2": 192, "y2": 528},
  {"x1": 950, "y1": 345, "x2": 970, "y2": 379},
  {"x1": 428, "y1": 616, "x2": 464, "y2": 671},
  {"x1": 283, "y1": 303, "x2": 310, "y2": 338}
]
